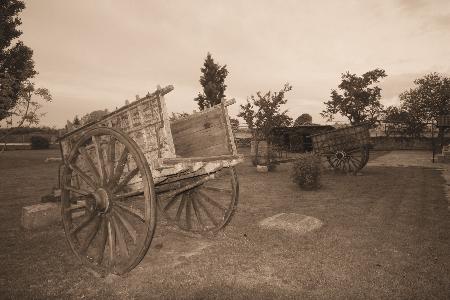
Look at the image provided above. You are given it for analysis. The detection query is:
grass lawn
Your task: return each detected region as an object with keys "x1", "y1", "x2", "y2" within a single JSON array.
[{"x1": 0, "y1": 149, "x2": 449, "y2": 299}]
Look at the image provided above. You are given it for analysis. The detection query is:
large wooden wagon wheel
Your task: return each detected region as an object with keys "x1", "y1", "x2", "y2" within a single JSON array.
[
  {"x1": 326, "y1": 145, "x2": 369, "y2": 174},
  {"x1": 157, "y1": 167, "x2": 239, "y2": 235},
  {"x1": 61, "y1": 127, "x2": 156, "y2": 276}
]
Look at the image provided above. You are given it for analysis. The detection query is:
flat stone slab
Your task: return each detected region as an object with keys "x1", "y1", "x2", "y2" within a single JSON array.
[
  {"x1": 259, "y1": 213, "x2": 323, "y2": 234},
  {"x1": 22, "y1": 203, "x2": 61, "y2": 230},
  {"x1": 256, "y1": 165, "x2": 269, "y2": 173}
]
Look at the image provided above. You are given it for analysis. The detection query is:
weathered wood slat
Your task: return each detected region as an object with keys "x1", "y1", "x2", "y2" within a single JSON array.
[
  {"x1": 184, "y1": 143, "x2": 230, "y2": 157},
  {"x1": 173, "y1": 127, "x2": 227, "y2": 152},
  {"x1": 170, "y1": 110, "x2": 223, "y2": 136}
]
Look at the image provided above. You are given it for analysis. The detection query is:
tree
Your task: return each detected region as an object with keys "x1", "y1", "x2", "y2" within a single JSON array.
[
  {"x1": 384, "y1": 105, "x2": 425, "y2": 137},
  {"x1": 0, "y1": 0, "x2": 37, "y2": 121},
  {"x1": 238, "y1": 83, "x2": 293, "y2": 142},
  {"x1": 73, "y1": 115, "x2": 81, "y2": 126},
  {"x1": 399, "y1": 72, "x2": 450, "y2": 141},
  {"x1": 294, "y1": 113, "x2": 312, "y2": 126},
  {"x1": 194, "y1": 53, "x2": 228, "y2": 110},
  {"x1": 0, "y1": 0, "x2": 52, "y2": 147},
  {"x1": 0, "y1": 81, "x2": 52, "y2": 146},
  {"x1": 321, "y1": 69, "x2": 387, "y2": 125}
]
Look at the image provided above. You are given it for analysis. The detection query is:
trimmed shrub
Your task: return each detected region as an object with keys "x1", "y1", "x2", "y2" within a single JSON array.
[
  {"x1": 291, "y1": 152, "x2": 321, "y2": 190},
  {"x1": 31, "y1": 135, "x2": 50, "y2": 149}
]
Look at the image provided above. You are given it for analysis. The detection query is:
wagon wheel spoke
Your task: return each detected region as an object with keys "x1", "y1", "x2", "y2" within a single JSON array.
[
  {"x1": 352, "y1": 157, "x2": 362, "y2": 172},
  {"x1": 107, "y1": 217, "x2": 116, "y2": 265},
  {"x1": 113, "y1": 167, "x2": 139, "y2": 193},
  {"x1": 339, "y1": 159, "x2": 346, "y2": 172},
  {"x1": 349, "y1": 158, "x2": 355, "y2": 171},
  {"x1": 79, "y1": 215, "x2": 102, "y2": 254},
  {"x1": 345, "y1": 159, "x2": 352, "y2": 172},
  {"x1": 175, "y1": 195, "x2": 187, "y2": 224},
  {"x1": 191, "y1": 197, "x2": 205, "y2": 230},
  {"x1": 349, "y1": 156, "x2": 362, "y2": 170},
  {"x1": 331, "y1": 157, "x2": 340, "y2": 168},
  {"x1": 197, "y1": 190, "x2": 227, "y2": 212},
  {"x1": 96, "y1": 217, "x2": 108, "y2": 265},
  {"x1": 195, "y1": 191, "x2": 219, "y2": 227},
  {"x1": 64, "y1": 200, "x2": 86, "y2": 213},
  {"x1": 111, "y1": 147, "x2": 129, "y2": 186},
  {"x1": 340, "y1": 159, "x2": 346, "y2": 172},
  {"x1": 114, "y1": 190, "x2": 144, "y2": 200},
  {"x1": 92, "y1": 136, "x2": 107, "y2": 184},
  {"x1": 70, "y1": 212, "x2": 97, "y2": 236},
  {"x1": 78, "y1": 146, "x2": 101, "y2": 184},
  {"x1": 185, "y1": 194, "x2": 192, "y2": 230},
  {"x1": 114, "y1": 202, "x2": 145, "y2": 222},
  {"x1": 69, "y1": 164, "x2": 97, "y2": 190},
  {"x1": 162, "y1": 194, "x2": 182, "y2": 212},
  {"x1": 112, "y1": 207, "x2": 138, "y2": 244},
  {"x1": 106, "y1": 137, "x2": 116, "y2": 180},
  {"x1": 345, "y1": 157, "x2": 354, "y2": 172},
  {"x1": 111, "y1": 215, "x2": 129, "y2": 257},
  {"x1": 64, "y1": 185, "x2": 91, "y2": 196}
]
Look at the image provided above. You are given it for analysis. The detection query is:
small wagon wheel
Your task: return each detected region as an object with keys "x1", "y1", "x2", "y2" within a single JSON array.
[
  {"x1": 157, "y1": 167, "x2": 239, "y2": 235},
  {"x1": 326, "y1": 146, "x2": 369, "y2": 174},
  {"x1": 61, "y1": 127, "x2": 156, "y2": 276}
]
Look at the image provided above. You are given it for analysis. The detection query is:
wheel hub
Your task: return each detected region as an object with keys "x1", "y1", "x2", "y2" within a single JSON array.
[
  {"x1": 93, "y1": 188, "x2": 111, "y2": 213},
  {"x1": 335, "y1": 151, "x2": 346, "y2": 160}
]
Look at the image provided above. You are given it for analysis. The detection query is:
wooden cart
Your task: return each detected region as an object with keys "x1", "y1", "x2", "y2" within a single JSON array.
[
  {"x1": 58, "y1": 85, "x2": 242, "y2": 276},
  {"x1": 310, "y1": 123, "x2": 370, "y2": 173}
]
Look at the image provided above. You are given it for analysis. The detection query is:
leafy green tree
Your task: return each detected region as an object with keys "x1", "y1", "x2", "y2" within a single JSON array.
[
  {"x1": 238, "y1": 83, "x2": 293, "y2": 142},
  {"x1": 194, "y1": 53, "x2": 228, "y2": 110},
  {"x1": 0, "y1": 0, "x2": 37, "y2": 121},
  {"x1": 399, "y1": 72, "x2": 450, "y2": 141},
  {"x1": 294, "y1": 113, "x2": 312, "y2": 126},
  {"x1": 321, "y1": 69, "x2": 387, "y2": 125}
]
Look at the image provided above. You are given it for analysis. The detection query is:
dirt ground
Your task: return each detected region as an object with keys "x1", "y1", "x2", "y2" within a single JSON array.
[{"x1": 0, "y1": 149, "x2": 449, "y2": 299}]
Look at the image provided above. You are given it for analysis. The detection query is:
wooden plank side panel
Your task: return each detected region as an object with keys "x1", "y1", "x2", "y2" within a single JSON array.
[
  {"x1": 174, "y1": 133, "x2": 230, "y2": 157},
  {"x1": 173, "y1": 126, "x2": 227, "y2": 149},
  {"x1": 170, "y1": 109, "x2": 223, "y2": 135},
  {"x1": 171, "y1": 107, "x2": 232, "y2": 158},
  {"x1": 182, "y1": 143, "x2": 230, "y2": 157}
]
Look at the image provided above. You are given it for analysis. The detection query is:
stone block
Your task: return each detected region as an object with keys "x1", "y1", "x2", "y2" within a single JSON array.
[
  {"x1": 259, "y1": 213, "x2": 323, "y2": 235},
  {"x1": 256, "y1": 165, "x2": 269, "y2": 173},
  {"x1": 22, "y1": 203, "x2": 61, "y2": 230}
]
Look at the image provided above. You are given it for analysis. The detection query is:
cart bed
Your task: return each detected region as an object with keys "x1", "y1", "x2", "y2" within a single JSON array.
[{"x1": 59, "y1": 86, "x2": 242, "y2": 184}]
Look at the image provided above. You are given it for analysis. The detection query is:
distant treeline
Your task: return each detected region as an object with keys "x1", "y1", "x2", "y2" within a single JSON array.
[{"x1": 0, "y1": 127, "x2": 62, "y2": 143}]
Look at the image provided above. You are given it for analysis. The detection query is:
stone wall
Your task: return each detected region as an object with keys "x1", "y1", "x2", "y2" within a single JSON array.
[{"x1": 371, "y1": 136, "x2": 450, "y2": 151}]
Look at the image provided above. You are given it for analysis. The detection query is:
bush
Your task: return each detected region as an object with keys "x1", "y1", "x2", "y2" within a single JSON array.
[
  {"x1": 291, "y1": 152, "x2": 321, "y2": 190},
  {"x1": 30, "y1": 135, "x2": 50, "y2": 149}
]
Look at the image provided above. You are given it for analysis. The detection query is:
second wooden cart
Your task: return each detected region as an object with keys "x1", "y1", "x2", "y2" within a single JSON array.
[{"x1": 310, "y1": 123, "x2": 371, "y2": 173}]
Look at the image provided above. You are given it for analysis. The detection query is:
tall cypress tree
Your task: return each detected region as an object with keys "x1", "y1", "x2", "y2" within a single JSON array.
[{"x1": 194, "y1": 53, "x2": 228, "y2": 110}]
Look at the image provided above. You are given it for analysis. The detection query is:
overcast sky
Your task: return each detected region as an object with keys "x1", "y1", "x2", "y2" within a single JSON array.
[{"x1": 20, "y1": 0, "x2": 450, "y2": 128}]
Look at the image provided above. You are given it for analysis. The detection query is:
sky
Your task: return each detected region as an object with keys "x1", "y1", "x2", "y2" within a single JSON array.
[{"x1": 18, "y1": 0, "x2": 450, "y2": 128}]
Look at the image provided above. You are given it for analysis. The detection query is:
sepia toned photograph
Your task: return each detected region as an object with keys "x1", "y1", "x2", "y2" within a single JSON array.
[{"x1": 1, "y1": 0, "x2": 449, "y2": 299}]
